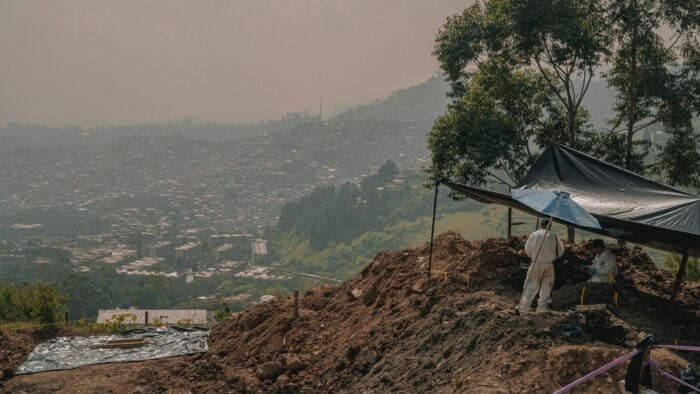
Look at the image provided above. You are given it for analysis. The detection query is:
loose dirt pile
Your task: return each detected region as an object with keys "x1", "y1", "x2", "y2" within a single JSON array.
[
  {"x1": 3, "y1": 232, "x2": 699, "y2": 393},
  {"x1": 0, "y1": 330, "x2": 38, "y2": 381}
]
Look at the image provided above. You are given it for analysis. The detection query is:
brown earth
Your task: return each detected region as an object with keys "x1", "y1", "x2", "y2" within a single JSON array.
[
  {"x1": 0, "y1": 329, "x2": 38, "y2": 381},
  {"x1": 3, "y1": 232, "x2": 699, "y2": 393}
]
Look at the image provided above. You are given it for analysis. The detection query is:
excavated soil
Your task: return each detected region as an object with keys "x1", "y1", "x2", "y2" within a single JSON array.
[
  {"x1": 0, "y1": 330, "x2": 38, "y2": 381},
  {"x1": 3, "y1": 232, "x2": 699, "y2": 393}
]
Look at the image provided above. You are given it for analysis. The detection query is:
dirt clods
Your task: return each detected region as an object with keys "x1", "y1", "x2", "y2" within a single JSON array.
[{"x1": 3, "y1": 232, "x2": 699, "y2": 393}]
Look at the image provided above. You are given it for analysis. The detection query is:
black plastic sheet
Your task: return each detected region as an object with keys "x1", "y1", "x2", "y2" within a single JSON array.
[
  {"x1": 441, "y1": 144, "x2": 700, "y2": 256},
  {"x1": 16, "y1": 326, "x2": 209, "y2": 374}
]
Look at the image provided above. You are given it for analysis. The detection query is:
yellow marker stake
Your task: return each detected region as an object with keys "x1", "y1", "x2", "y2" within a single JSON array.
[
  {"x1": 580, "y1": 286, "x2": 586, "y2": 306},
  {"x1": 444, "y1": 272, "x2": 448, "y2": 281},
  {"x1": 613, "y1": 291, "x2": 619, "y2": 307}
]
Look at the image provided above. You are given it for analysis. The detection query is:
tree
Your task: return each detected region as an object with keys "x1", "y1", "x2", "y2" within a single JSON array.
[
  {"x1": 214, "y1": 302, "x2": 231, "y2": 320},
  {"x1": 431, "y1": 0, "x2": 608, "y2": 187},
  {"x1": 430, "y1": 0, "x2": 700, "y2": 189},
  {"x1": 604, "y1": 0, "x2": 700, "y2": 185},
  {"x1": 376, "y1": 160, "x2": 399, "y2": 184}
]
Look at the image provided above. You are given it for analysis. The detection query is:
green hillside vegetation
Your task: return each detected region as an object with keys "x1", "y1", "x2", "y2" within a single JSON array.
[
  {"x1": 271, "y1": 159, "x2": 675, "y2": 279},
  {"x1": 273, "y1": 202, "x2": 565, "y2": 279},
  {"x1": 0, "y1": 283, "x2": 66, "y2": 329},
  {"x1": 271, "y1": 161, "x2": 544, "y2": 278}
]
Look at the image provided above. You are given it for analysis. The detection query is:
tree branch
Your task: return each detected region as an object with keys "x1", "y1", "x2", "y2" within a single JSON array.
[
  {"x1": 534, "y1": 57, "x2": 568, "y2": 107},
  {"x1": 496, "y1": 157, "x2": 517, "y2": 185},
  {"x1": 485, "y1": 169, "x2": 516, "y2": 187}
]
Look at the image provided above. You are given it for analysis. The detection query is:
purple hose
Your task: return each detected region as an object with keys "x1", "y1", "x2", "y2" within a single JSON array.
[
  {"x1": 553, "y1": 344, "x2": 700, "y2": 393},
  {"x1": 654, "y1": 345, "x2": 700, "y2": 353},
  {"x1": 552, "y1": 349, "x2": 640, "y2": 394},
  {"x1": 648, "y1": 360, "x2": 700, "y2": 393}
]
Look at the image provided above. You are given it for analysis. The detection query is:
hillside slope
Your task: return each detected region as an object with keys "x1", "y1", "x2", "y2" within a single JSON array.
[{"x1": 5, "y1": 233, "x2": 699, "y2": 393}]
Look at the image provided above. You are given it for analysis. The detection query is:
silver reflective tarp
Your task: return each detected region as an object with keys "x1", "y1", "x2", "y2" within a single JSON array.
[{"x1": 16, "y1": 326, "x2": 209, "y2": 374}]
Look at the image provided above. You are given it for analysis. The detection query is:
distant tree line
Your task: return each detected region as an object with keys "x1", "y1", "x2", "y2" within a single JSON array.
[
  {"x1": 276, "y1": 161, "x2": 401, "y2": 248},
  {"x1": 275, "y1": 161, "x2": 479, "y2": 249}
]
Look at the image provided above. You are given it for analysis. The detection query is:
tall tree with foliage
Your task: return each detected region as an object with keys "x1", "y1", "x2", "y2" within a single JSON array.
[
  {"x1": 604, "y1": 0, "x2": 700, "y2": 184},
  {"x1": 430, "y1": 0, "x2": 700, "y2": 189}
]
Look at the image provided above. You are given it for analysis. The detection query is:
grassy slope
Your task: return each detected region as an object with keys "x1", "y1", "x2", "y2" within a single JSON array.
[
  {"x1": 274, "y1": 205, "x2": 538, "y2": 279},
  {"x1": 274, "y1": 204, "x2": 670, "y2": 280}
]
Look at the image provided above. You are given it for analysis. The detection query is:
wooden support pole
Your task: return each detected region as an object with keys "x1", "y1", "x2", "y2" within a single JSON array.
[
  {"x1": 144, "y1": 311, "x2": 149, "y2": 326},
  {"x1": 293, "y1": 290, "x2": 299, "y2": 318},
  {"x1": 427, "y1": 180, "x2": 439, "y2": 278},
  {"x1": 566, "y1": 226, "x2": 575, "y2": 245},
  {"x1": 507, "y1": 207, "x2": 513, "y2": 240},
  {"x1": 670, "y1": 248, "x2": 689, "y2": 302},
  {"x1": 64, "y1": 311, "x2": 69, "y2": 323}
]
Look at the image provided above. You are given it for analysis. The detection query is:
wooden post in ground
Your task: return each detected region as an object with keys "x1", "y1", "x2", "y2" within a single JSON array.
[
  {"x1": 144, "y1": 311, "x2": 149, "y2": 326},
  {"x1": 566, "y1": 226, "x2": 575, "y2": 244},
  {"x1": 64, "y1": 311, "x2": 69, "y2": 324},
  {"x1": 507, "y1": 207, "x2": 513, "y2": 240},
  {"x1": 293, "y1": 290, "x2": 299, "y2": 318},
  {"x1": 670, "y1": 248, "x2": 689, "y2": 302},
  {"x1": 427, "y1": 180, "x2": 439, "y2": 278}
]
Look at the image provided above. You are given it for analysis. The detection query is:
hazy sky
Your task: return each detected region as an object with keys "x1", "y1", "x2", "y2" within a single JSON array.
[{"x1": 0, "y1": 0, "x2": 468, "y2": 127}]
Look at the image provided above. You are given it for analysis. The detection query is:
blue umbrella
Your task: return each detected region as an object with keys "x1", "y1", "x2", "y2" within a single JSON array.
[
  {"x1": 511, "y1": 189, "x2": 602, "y2": 230},
  {"x1": 512, "y1": 189, "x2": 602, "y2": 265}
]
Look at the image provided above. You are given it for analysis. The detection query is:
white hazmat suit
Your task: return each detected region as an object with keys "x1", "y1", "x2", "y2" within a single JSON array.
[
  {"x1": 519, "y1": 228, "x2": 565, "y2": 313},
  {"x1": 589, "y1": 249, "x2": 617, "y2": 283}
]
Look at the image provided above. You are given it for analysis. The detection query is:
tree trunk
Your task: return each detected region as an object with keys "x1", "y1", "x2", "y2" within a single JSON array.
[{"x1": 625, "y1": 0, "x2": 639, "y2": 170}]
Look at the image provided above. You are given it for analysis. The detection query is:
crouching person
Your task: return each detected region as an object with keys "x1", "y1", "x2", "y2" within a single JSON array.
[{"x1": 588, "y1": 239, "x2": 618, "y2": 284}]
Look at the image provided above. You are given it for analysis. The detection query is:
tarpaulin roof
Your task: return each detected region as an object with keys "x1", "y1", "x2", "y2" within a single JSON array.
[{"x1": 442, "y1": 144, "x2": 700, "y2": 257}]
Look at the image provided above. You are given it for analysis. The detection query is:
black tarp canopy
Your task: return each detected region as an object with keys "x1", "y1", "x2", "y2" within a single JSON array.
[{"x1": 441, "y1": 144, "x2": 700, "y2": 257}]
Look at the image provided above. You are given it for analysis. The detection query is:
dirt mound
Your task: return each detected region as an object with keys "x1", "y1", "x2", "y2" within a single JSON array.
[
  {"x1": 0, "y1": 329, "x2": 42, "y2": 381},
  {"x1": 4, "y1": 232, "x2": 699, "y2": 393}
]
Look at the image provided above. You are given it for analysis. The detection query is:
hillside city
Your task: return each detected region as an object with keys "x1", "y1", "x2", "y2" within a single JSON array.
[{"x1": 0, "y1": 81, "x2": 442, "y2": 313}]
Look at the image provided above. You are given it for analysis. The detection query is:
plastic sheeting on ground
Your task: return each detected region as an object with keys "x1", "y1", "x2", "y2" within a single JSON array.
[{"x1": 16, "y1": 326, "x2": 209, "y2": 374}]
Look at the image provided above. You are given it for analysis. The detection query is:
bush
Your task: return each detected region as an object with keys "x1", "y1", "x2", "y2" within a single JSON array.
[
  {"x1": 0, "y1": 282, "x2": 67, "y2": 328},
  {"x1": 665, "y1": 254, "x2": 700, "y2": 281},
  {"x1": 214, "y1": 302, "x2": 231, "y2": 320}
]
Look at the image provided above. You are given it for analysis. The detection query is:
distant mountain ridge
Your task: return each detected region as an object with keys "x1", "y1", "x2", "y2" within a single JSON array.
[{"x1": 333, "y1": 76, "x2": 451, "y2": 125}]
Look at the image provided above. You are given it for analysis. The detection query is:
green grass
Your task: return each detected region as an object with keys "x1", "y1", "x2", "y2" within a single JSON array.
[{"x1": 272, "y1": 204, "x2": 673, "y2": 278}]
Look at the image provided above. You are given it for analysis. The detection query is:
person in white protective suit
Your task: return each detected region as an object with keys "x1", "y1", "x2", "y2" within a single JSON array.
[
  {"x1": 587, "y1": 239, "x2": 618, "y2": 283},
  {"x1": 519, "y1": 219, "x2": 565, "y2": 313}
]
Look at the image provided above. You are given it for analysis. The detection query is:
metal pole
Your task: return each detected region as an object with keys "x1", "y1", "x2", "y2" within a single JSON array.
[
  {"x1": 670, "y1": 248, "x2": 689, "y2": 302},
  {"x1": 427, "y1": 180, "x2": 439, "y2": 278}
]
